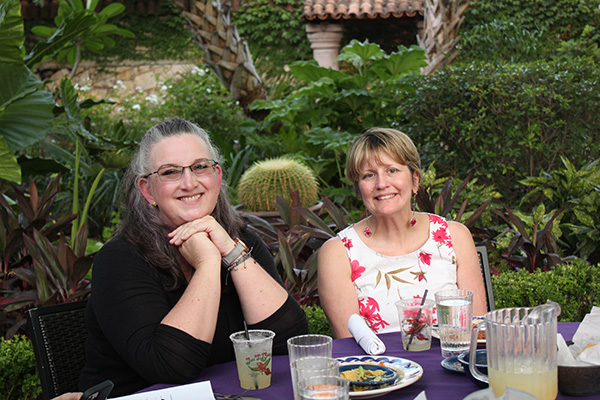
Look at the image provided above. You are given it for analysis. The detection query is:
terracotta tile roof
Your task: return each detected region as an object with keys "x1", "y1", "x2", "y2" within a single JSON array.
[{"x1": 303, "y1": 0, "x2": 424, "y2": 21}]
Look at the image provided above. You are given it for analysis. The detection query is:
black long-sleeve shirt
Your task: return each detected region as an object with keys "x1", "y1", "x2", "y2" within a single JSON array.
[{"x1": 79, "y1": 230, "x2": 308, "y2": 396}]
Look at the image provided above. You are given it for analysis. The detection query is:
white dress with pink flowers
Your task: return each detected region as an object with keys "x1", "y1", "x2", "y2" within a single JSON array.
[{"x1": 336, "y1": 214, "x2": 458, "y2": 334}]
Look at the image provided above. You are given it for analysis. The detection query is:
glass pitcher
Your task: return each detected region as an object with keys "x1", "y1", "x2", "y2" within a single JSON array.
[{"x1": 469, "y1": 302, "x2": 561, "y2": 400}]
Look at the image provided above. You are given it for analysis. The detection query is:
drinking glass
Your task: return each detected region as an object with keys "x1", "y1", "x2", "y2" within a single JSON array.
[
  {"x1": 287, "y1": 334, "x2": 333, "y2": 363},
  {"x1": 290, "y1": 357, "x2": 339, "y2": 400},
  {"x1": 396, "y1": 299, "x2": 435, "y2": 351},
  {"x1": 298, "y1": 375, "x2": 350, "y2": 400},
  {"x1": 435, "y1": 289, "x2": 473, "y2": 358},
  {"x1": 229, "y1": 329, "x2": 275, "y2": 390}
]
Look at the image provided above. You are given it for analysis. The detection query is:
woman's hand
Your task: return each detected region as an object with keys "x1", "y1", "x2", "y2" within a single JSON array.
[
  {"x1": 168, "y1": 216, "x2": 236, "y2": 256},
  {"x1": 177, "y1": 231, "x2": 221, "y2": 270}
]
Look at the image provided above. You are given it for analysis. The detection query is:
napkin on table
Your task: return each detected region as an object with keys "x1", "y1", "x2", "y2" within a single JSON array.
[
  {"x1": 557, "y1": 306, "x2": 600, "y2": 367},
  {"x1": 348, "y1": 313, "x2": 386, "y2": 355}
]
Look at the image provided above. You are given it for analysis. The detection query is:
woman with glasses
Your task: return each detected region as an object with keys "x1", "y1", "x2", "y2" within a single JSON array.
[{"x1": 80, "y1": 118, "x2": 308, "y2": 396}]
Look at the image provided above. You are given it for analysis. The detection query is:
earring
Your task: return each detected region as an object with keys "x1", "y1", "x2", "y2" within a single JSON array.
[
  {"x1": 410, "y1": 192, "x2": 417, "y2": 227},
  {"x1": 363, "y1": 215, "x2": 373, "y2": 237},
  {"x1": 152, "y1": 201, "x2": 157, "y2": 207}
]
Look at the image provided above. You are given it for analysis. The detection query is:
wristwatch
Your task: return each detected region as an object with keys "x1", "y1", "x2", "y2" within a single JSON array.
[{"x1": 221, "y1": 238, "x2": 249, "y2": 267}]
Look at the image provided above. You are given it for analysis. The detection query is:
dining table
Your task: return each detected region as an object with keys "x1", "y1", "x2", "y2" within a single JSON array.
[{"x1": 140, "y1": 322, "x2": 594, "y2": 399}]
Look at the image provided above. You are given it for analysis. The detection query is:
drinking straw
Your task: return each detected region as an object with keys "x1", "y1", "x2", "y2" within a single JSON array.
[
  {"x1": 407, "y1": 289, "x2": 429, "y2": 351},
  {"x1": 244, "y1": 320, "x2": 250, "y2": 340}
]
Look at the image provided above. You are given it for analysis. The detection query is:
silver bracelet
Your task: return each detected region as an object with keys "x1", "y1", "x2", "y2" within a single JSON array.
[{"x1": 221, "y1": 239, "x2": 249, "y2": 267}]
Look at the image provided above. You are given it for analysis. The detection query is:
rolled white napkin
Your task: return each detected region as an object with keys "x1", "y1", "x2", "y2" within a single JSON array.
[{"x1": 348, "y1": 313, "x2": 386, "y2": 355}]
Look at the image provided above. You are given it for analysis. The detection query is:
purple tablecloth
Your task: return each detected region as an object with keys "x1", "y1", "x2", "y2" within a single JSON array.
[{"x1": 140, "y1": 322, "x2": 591, "y2": 399}]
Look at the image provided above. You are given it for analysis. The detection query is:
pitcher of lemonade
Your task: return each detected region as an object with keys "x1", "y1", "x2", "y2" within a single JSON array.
[{"x1": 469, "y1": 301, "x2": 561, "y2": 400}]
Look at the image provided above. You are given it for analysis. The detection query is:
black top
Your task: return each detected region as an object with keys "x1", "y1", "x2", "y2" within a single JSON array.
[{"x1": 79, "y1": 230, "x2": 308, "y2": 396}]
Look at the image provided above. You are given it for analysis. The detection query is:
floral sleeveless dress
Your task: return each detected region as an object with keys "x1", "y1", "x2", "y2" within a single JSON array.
[{"x1": 337, "y1": 214, "x2": 458, "y2": 333}]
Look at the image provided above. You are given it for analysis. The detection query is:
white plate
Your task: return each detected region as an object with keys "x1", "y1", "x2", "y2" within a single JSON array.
[
  {"x1": 432, "y1": 316, "x2": 486, "y2": 343},
  {"x1": 337, "y1": 355, "x2": 423, "y2": 399}
]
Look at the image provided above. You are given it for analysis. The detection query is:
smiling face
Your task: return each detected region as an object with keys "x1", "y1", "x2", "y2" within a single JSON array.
[
  {"x1": 357, "y1": 150, "x2": 419, "y2": 217},
  {"x1": 138, "y1": 133, "x2": 222, "y2": 228}
]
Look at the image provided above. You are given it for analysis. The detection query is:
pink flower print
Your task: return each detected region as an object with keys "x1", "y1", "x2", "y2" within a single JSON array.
[
  {"x1": 358, "y1": 297, "x2": 389, "y2": 332},
  {"x1": 430, "y1": 214, "x2": 445, "y2": 225},
  {"x1": 432, "y1": 227, "x2": 449, "y2": 245},
  {"x1": 341, "y1": 237, "x2": 353, "y2": 250},
  {"x1": 418, "y1": 251, "x2": 432, "y2": 266},
  {"x1": 350, "y1": 260, "x2": 366, "y2": 282}
]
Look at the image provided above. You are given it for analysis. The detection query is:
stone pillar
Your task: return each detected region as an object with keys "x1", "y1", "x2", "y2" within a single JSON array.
[{"x1": 305, "y1": 23, "x2": 344, "y2": 70}]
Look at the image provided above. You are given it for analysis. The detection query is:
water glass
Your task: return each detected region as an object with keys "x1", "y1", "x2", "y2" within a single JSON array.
[
  {"x1": 290, "y1": 357, "x2": 339, "y2": 400},
  {"x1": 396, "y1": 299, "x2": 435, "y2": 351},
  {"x1": 229, "y1": 329, "x2": 275, "y2": 390},
  {"x1": 298, "y1": 375, "x2": 350, "y2": 400},
  {"x1": 287, "y1": 334, "x2": 333, "y2": 363},
  {"x1": 435, "y1": 289, "x2": 473, "y2": 358}
]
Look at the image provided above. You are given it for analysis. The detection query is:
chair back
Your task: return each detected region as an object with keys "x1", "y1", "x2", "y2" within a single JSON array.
[
  {"x1": 476, "y1": 246, "x2": 495, "y2": 311},
  {"x1": 27, "y1": 301, "x2": 89, "y2": 400}
]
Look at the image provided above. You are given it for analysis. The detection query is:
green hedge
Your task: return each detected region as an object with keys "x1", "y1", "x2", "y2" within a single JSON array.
[
  {"x1": 302, "y1": 305, "x2": 334, "y2": 337},
  {"x1": 399, "y1": 59, "x2": 600, "y2": 202},
  {"x1": 0, "y1": 335, "x2": 41, "y2": 400},
  {"x1": 492, "y1": 260, "x2": 600, "y2": 322}
]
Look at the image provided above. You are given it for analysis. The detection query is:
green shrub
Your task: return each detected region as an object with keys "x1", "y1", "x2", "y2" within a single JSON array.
[
  {"x1": 0, "y1": 335, "x2": 41, "y2": 400},
  {"x1": 399, "y1": 59, "x2": 600, "y2": 203},
  {"x1": 302, "y1": 305, "x2": 333, "y2": 337},
  {"x1": 463, "y1": 0, "x2": 600, "y2": 45},
  {"x1": 232, "y1": 0, "x2": 312, "y2": 68},
  {"x1": 492, "y1": 261, "x2": 600, "y2": 322}
]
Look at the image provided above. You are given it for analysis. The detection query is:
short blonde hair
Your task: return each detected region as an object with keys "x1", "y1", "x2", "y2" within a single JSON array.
[{"x1": 346, "y1": 127, "x2": 421, "y2": 196}]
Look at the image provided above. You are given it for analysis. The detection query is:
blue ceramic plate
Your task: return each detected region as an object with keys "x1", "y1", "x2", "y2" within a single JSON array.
[
  {"x1": 337, "y1": 355, "x2": 423, "y2": 399},
  {"x1": 339, "y1": 363, "x2": 399, "y2": 391},
  {"x1": 441, "y1": 355, "x2": 464, "y2": 373}
]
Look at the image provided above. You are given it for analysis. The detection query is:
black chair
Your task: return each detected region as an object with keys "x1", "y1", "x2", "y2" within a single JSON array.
[
  {"x1": 27, "y1": 301, "x2": 89, "y2": 400},
  {"x1": 476, "y1": 246, "x2": 495, "y2": 311}
]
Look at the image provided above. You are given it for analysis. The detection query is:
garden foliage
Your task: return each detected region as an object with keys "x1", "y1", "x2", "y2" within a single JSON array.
[
  {"x1": 245, "y1": 40, "x2": 427, "y2": 205},
  {"x1": 492, "y1": 261, "x2": 600, "y2": 322},
  {"x1": 0, "y1": 334, "x2": 41, "y2": 400},
  {"x1": 399, "y1": 59, "x2": 600, "y2": 202}
]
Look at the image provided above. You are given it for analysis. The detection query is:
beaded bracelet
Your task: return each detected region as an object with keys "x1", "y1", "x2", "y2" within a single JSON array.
[{"x1": 226, "y1": 249, "x2": 252, "y2": 272}]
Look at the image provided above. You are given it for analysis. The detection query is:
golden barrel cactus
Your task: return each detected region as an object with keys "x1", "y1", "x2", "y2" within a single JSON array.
[{"x1": 238, "y1": 157, "x2": 319, "y2": 212}]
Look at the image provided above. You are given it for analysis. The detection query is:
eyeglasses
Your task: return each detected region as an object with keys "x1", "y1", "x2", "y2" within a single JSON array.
[{"x1": 144, "y1": 160, "x2": 218, "y2": 182}]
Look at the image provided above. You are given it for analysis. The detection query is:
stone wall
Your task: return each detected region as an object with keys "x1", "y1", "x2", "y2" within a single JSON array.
[{"x1": 38, "y1": 59, "x2": 198, "y2": 103}]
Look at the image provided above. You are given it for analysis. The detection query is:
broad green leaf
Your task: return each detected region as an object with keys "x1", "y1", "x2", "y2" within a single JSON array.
[
  {"x1": 337, "y1": 39, "x2": 384, "y2": 68},
  {"x1": 30, "y1": 25, "x2": 58, "y2": 38},
  {"x1": 0, "y1": 63, "x2": 43, "y2": 109},
  {"x1": 376, "y1": 45, "x2": 427, "y2": 78},
  {"x1": 24, "y1": 11, "x2": 96, "y2": 69},
  {"x1": 0, "y1": 0, "x2": 25, "y2": 63},
  {"x1": 98, "y1": 3, "x2": 126, "y2": 19},
  {"x1": 0, "y1": 84, "x2": 54, "y2": 151},
  {"x1": 0, "y1": 136, "x2": 21, "y2": 183},
  {"x1": 289, "y1": 60, "x2": 347, "y2": 82}
]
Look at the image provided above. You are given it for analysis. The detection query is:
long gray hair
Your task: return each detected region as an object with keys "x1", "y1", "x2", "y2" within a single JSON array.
[{"x1": 118, "y1": 118, "x2": 244, "y2": 290}]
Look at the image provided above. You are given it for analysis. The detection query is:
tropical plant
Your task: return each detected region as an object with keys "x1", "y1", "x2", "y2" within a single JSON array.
[
  {"x1": 519, "y1": 157, "x2": 600, "y2": 264},
  {"x1": 416, "y1": 173, "x2": 490, "y2": 230},
  {"x1": 243, "y1": 40, "x2": 426, "y2": 208},
  {"x1": 492, "y1": 204, "x2": 572, "y2": 273},
  {"x1": 242, "y1": 194, "x2": 352, "y2": 305},
  {"x1": 0, "y1": 0, "x2": 55, "y2": 183},
  {"x1": 30, "y1": 0, "x2": 134, "y2": 78},
  {"x1": 0, "y1": 175, "x2": 93, "y2": 338}
]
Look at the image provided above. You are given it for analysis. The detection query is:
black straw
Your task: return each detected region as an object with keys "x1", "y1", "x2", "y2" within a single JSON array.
[
  {"x1": 407, "y1": 289, "x2": 429, "y2": 350},
  {"x1": 243, "y1": 320, "x2": 250, "y2": 340}
]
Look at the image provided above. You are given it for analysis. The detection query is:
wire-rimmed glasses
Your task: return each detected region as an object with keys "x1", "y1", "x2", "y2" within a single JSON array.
[{"x1": 144, "y1": 159, "x2": 218, "y2": 182}]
